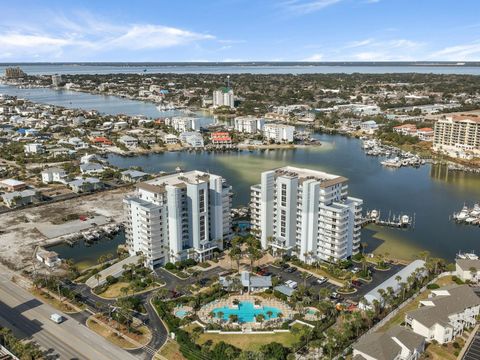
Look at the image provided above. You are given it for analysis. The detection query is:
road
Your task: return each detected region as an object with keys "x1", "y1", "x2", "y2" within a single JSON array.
[{"x1": 0, "y1": 271, "x2": 140, "y2": 360}]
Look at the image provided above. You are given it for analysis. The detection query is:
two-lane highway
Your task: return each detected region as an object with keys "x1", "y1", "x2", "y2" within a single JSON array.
[{"x1": 0, "y1": 269, "x2": 140, "y2": 360}]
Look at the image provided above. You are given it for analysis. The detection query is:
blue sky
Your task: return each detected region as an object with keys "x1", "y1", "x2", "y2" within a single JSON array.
[{"x1": 1, "y1": 0, "x2": 480, "y2": 62}]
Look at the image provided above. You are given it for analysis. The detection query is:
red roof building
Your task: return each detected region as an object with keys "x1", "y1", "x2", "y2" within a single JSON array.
[
  {"x1": 91, "y1": 137, "x2": 113, "y2": 146},
  {"x1": 210, "y1": 132, "x2": 233, "y2": 148}
]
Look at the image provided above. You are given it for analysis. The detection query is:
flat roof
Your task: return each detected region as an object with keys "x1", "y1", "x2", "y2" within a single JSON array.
[{"x1": 0, "y1": 179, "x2": 26, "y2": 186}]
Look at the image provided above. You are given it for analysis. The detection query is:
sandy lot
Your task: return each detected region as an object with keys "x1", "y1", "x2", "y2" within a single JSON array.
[{"x1": 0, "y1": 188, "x2": 129, "y2": 270}]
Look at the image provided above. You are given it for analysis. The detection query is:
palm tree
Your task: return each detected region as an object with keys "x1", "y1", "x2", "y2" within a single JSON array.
[
  {"x1": 94, "y1": 273, "x2": 101, "y2": 287},
  {"x1": 266, "y1": 310, "x2": 273, "y2": 319},
  {"x1": 217, "y1": 311, "x2": 224, "y2": 320},
  {"x1": 300, "y1": 271, "x2": 310, "y2": 288},
  {"x1": 120, "y1": 286, "x2": 129, "y2": 298}
]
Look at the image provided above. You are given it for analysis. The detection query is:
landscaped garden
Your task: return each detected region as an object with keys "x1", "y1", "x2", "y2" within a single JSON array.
[{"x1": 92, "y1": 261, "x2": 163, "y2": 298}]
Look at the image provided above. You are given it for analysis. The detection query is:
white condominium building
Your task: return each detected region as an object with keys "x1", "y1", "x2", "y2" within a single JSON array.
[
  {"x1": 250, "y1": 166, "x2": 363, "y2": 263},
  {"x1": 433, "y1": 115, "x2": 480, "y2": 158},
  {"x1": 234, "y1": 116, "x2": 265, "y2": 134},
  {"x1": 165, "y1": 117, "x2": 199, "y2": 132},
  {"x1": 124, "y1": 171, "x2": 232, "y2": 269},
  {"x1": 263, "y1": 124, "x2": 294, "y2": 143},
  {"x1": 213, "y1": 87, "x2": 234, "y2": 108}
]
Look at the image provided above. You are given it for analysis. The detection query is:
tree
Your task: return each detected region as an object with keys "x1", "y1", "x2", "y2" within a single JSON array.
[
  {"x1": 259, "y1": 342, "x2": 289, "y2": 360},
  {"x1": 94, "y1": 273, "x2": 101, "y2": 287}
]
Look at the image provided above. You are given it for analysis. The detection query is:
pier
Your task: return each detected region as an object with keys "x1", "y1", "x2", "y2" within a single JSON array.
[{"x1": 362, "y1": 210, "x2": 414, "y2": 229}]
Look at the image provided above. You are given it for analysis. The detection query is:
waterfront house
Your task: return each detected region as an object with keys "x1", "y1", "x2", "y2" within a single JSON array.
[
  {"x1": 80, "y1": 162, "x2": 104, "y2": 175},
  {"x1": 119, "y1": 135, "x2": 138, "y2": 148},
  {"x1": 41, "y1": 167, "x2": 68, "y2": 184},
  {"x1": 405, "y1": 285, "x2": 480, "y2": 344},
  {"x1": 180, "y1": 131, "x2": 204, "y2": 148},
  {"x1": 163, "y1": 133, "x2": 178, "y2": 144},
  {"x1": 353, "y1": 325, "x2": 425, "y2": 360},
  {"x1": 1, "y1": 189, "x2": 37, "y2": 208},
  {"x1": 121, "y1": 170, "x2": 149, "y2": 183},
  {"x1": 360, "y1": 120, "x2": 379, "y2": 134},
  {"x1": 210, "y1": 132, "x2": 233, "y2": 148},
  {"x1": 36, "y1": 249, "x2": 61, "y2": 267},
  {"x1": 456, "y1": 256, "x2": 480, "y2": 282},
  {"x1": 394, "y1": 124, "x2": 418, "y2": 136}
]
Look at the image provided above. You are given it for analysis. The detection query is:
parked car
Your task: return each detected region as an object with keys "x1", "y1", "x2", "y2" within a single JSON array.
[
  {"x1": 281, "y1": 263, "x2": 290, "y2": 270},
  {"x1": 316, "y1": 277, "x2": 327, "y2": 285},
  {"x1": 285, "y1": 267, "x2": 297, "y2": 273},
  {"x1": 50, "y1": 313, "x2": 64, "y2": 324},
  {"x1": 352, "y1": 279, "x2": 362, "y2": 287},
  {"x1": 285, "y1": 280, "x2": 298, "y2": 289},
  {"x1": 351, "y1": 267, "x2": 361, "y2": 273}
]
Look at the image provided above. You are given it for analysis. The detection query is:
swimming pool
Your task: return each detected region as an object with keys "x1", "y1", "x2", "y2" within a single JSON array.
[
  {"x1": 212, "y1": 301, "x2": 281, "y2": 323},
  {"x1": 175, "y1": 309, "x2": 188, "y2": 318}
]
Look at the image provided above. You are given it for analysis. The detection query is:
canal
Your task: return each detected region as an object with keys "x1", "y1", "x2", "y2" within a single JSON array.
[{"x1": 1, "y1": 84, "x2": 479, "y2": 263}]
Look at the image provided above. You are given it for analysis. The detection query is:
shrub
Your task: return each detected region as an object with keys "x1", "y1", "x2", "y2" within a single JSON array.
[
  {"x1": 453, "y1": 342, "x2": 460, "y2": 349},
  {"x1": 427, "y1": 283, "x2": 440, "y2": 289},
  {"x1": 165, "y1": 262, "x2": 176, "y2": 270}
]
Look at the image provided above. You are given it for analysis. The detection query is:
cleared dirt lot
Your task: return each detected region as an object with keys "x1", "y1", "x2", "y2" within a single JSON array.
[{"x1": 0, "y1": 188, "x2": 129, "y2": 270}]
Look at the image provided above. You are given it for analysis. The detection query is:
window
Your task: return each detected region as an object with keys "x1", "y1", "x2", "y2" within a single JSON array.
[
  {"x1": 281, "y1": 184, "x2": 287, "y2": 206},
  {"x1": 199, "y1": 189, "x2": 206, "y2": 212}
]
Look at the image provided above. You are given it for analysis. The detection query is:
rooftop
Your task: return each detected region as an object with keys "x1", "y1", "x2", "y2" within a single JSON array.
[{"x1": 406, "y1": 285, "x2": 480, "y2": 328}]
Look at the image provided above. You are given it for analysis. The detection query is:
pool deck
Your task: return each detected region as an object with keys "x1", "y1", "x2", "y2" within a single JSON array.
[{"x1": 198, "y1": 294, "x2": 295, "y2": 329}]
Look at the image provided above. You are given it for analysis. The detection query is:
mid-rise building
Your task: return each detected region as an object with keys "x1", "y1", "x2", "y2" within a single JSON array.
[
  {"x1": 250, "y1": 166, "x2": 363, "y2": 263},
  {"x1": 51, "y1": 74, "x2": 63, "y2": 87},
  {"x1": 164, "y1": 117, "x2": 199, "y2": 132},
  {"x1": 433, "y1": 115, "x2": 480, "y2": 158},
  {"x1": 263, "y1": 124, "x2": 294, "y2": 143},
  {"x1": 124, "y1": 171, "x2": 232, "y2": 269},
  {"x1": 213, "y1": 87, "x2": 234, "y2": 108},
  {"x1": 234, "y1": 116, "x2": 265, "y2": 134}
]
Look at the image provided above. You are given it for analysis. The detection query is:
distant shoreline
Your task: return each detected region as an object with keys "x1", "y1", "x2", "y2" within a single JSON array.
[{"x1": 0, "y1": 61, "x2": 479, "y2": 67}]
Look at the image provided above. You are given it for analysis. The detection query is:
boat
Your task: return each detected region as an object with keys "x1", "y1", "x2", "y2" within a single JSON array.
[
  {"x1": 454, "y1": 206, "x2": 469, "y2": 221},
  {"x1": 369, "y1": 210, "x2": 379, "y2": 219},
  {"x1": 401, "y1": 215, "x2": 410, "y2": 225}
]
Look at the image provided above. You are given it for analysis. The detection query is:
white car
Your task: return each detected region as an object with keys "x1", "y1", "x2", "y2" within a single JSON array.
[
  {"x1": 50, "y1": 313, "x2": 64, "y2": 324},
  {"x1": 316, "y1": 277, "x2": 327, "y2": 285}
]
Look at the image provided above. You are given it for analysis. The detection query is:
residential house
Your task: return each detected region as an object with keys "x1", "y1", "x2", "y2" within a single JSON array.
[
  {"x1": 119, "y1": 135, "x2": 138, "y2": 148},
  {"x1": 41, "y1": 167, "x2": 67, "y2": 184},
  {"x1": 1, "y1": 189, "x2": 37, "y2": 208},
  {"x1": 121, "y1": 170, "x2": 149, "y2": 183},
  {"x1": 24, "y1": 143, "x2": 45, "y2": 154},
  {"x1": 80, "y1": 162, "x2": 104, "y2": 175},
  {"x1": 353, "y1": 325, "x2": 425, "y2": 360},
  {"x1": 0, "y1": 179, "x2": 26, "y2": 191},
  {"x1": 68, "y1": 177, "x2": 104, "y2": 193},
  {"x1": 163, "y1": 134, "x2": 178, "y2": 144},
  {"x1": 180, "y1": 132, "x2": 204, "y2": 148},
  {"x1": 405, "y1": 285, "x2": 480, "y2": 344},
  {"x1": 360, "y1": 120, "x2": 379, "y2": 134},
  {"x1": 210, "y1": 132, "x2": 233, "y2": 148},
  {"x1": 456, "y1": 254, "x2": 480, "y2": 282}
]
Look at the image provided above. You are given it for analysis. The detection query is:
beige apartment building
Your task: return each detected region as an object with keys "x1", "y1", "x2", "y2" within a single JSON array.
[{"x1": 433, "y1": 115, "x2": 480, "y2": 158}]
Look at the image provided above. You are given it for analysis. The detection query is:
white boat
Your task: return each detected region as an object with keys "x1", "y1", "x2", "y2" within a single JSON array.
[
  {"x1": 454, "y1": 206, "x2": 469, "y2": 221},
  {"x1": 401, "y1": 215, "x2": 410, "y2": 225},
  {"x1": 369, "y1": 210, "x2": 379, "y2": 219}
]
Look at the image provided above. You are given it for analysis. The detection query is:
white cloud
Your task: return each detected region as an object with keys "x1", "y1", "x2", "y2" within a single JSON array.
[
  {"x1": 0, "y1": 13, "x2": 216, "y2": 60},
  {"x1": 280, "y1": 0, "x2": 343, "y2": 14},
  {"x1": 429, "y1": 42, "x2": 480, "y2": 61},
  {"x1": 302, "y1": 53, "x2": 324, "y2": 61},
  {"x1": 106, "y1": 24, "x2": 214, "y2": 50}
]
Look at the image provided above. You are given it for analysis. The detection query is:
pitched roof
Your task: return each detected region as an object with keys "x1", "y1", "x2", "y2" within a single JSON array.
[
  {"x1": 406, "y1": 285, "x2": 480, "y2": 328},
  {"x1": 456, "y1": 258, "x2": 480, "y2": 271},
  {"x1": 354, "y1": 326, "x2": 424, "y2": 360}
]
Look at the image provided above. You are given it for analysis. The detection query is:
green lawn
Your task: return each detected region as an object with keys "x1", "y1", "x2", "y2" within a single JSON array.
[{"x1": 185, "y1": 323, "x2": 307, "y2": 351}]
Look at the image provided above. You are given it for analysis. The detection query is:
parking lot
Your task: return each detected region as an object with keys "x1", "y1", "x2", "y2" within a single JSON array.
[
  {"x1": 463, "y1": 328, "x2": 480, "y2": 360},
  {"x1": 266, "y1": 262, "x2": 404, "y2": 302}
]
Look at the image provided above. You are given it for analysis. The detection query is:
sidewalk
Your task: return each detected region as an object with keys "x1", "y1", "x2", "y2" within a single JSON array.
[{"x1": 458, "y1": 324, "x2": 479, "y2": 359}]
